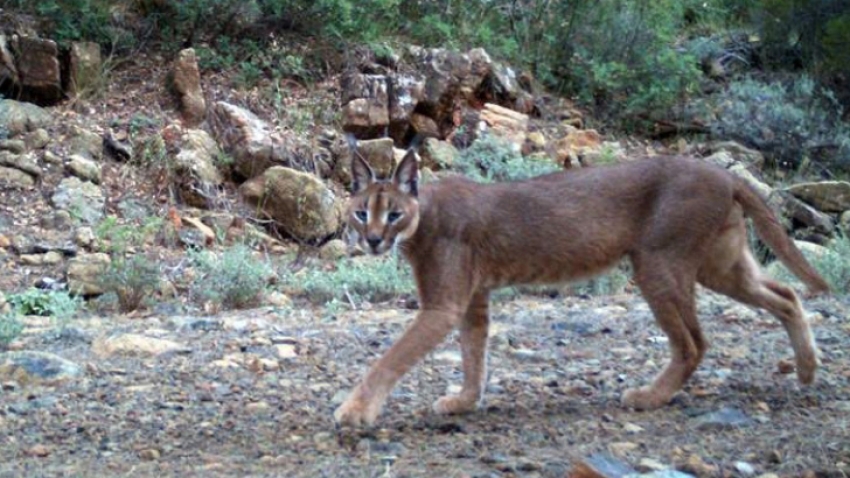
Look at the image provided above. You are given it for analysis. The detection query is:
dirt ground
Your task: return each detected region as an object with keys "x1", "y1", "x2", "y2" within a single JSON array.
[{"x1": 2, "y1": 290, "x2": 848, "y2": 478}]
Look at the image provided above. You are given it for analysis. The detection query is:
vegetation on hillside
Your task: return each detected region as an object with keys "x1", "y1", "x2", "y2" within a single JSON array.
[{"x1": 3, "y1": 0, "x2": 850, "y2": 171}]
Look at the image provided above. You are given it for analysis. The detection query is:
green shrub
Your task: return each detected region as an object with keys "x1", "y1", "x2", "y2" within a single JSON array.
[
  {"x1": 706, "y1": 76, "x2": 850, "y2": 172},
  {"x1": 7, "y1": 288, "x2": 82, "y2": 322},
  {"x1": 810, "y1": 234, "x2": 850, "y2": 293},
  {"x1": 454, "y1": 133, "x2": 559, "y2": 182},
  {"x1": 189, "y1": 244, "x2": 272, "y2": 311},
  {"x1": 280, "y1": 254, "x2": 414, "y2": 304},
  {"x1": 0, "y1": 312, "x2": 24, "y2": 348},
  {"x1": 95, "y1": 215, "x2": 163, "y2": 253},
  {"x1": 100, "y1": 254, "x2": 161, "y2": 312},
  {"x1": 769, "y1": 233, "x2": 850, "y2": 294}
]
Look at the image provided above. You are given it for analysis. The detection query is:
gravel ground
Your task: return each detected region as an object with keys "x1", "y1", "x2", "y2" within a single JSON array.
[{"x1": 2, "y1": 291, "x2": 848, "y2": 478}]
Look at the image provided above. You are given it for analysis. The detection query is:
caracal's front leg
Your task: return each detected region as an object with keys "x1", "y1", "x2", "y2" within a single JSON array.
[
  {"x1": 433, "y1": 291, "x2": 490, "y2": 415},
  {"x1": 334, "y1": 309, "x2": 459, "y2": 427}
]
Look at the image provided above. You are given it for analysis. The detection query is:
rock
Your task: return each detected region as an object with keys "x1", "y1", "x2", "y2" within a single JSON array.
[
  {"x1": 582, "y1": 141, "x2": 626, "y2": 165},
  {"x1": 181, "y1": 217, "x2": 216, "y2": 245},
  {"x1": 678, "y1": 454, "x2": 718, "y2": 476},
  {"x1": 0, "y1": 99, "x2": 51, "y2": 136},
  {"x1": 0, "y1": 34, "x2": 17, "y2": 93},
  {"x1": 265, "y1": 291, "x2": 291, "y2": 308},
  {"x1": 0, "y1": 138, "x2": 25, "y2": 153},
  {"x1": 138, "y1": 449, "x2": 161, "y2": 461},
  {"x1": 51, "y1": 176, "x2": 105, "y2": 225},
  {"x1": 0, "y1": 351, "x2": 83, "y2": 385},
  {"x1": 705, "y1": 140, "x2": 765, "y2": 168},
  {"x1": 841, "y1": 210, "x2": 850, "y2": 235},
  {"x1": 480, "y1": 103, "x2": 529, "y2": 147},
  {"x1": 786, "y1": 181, "x2": 850, "y2": 213},
  {"x1": 67, "y1": 42, "x2": 102, "y2": 97},
  {"x1": 352, "y1": 137, "x2": 396, "y2": 179},
  {"x1": 20, "y1": 251, "x2": 63, "y2": 266},
  {"x1": 693, "y1": 407, "x2": 752, "y2": 430},
  {"x1": 92, "y1": 333, "x2": 187, "y2": 358},
  {"x1": 420, "y1": 138, "x2": 457, "y2": 170},
  {"x1": 71, "y1": 227, "x2": 94, "y2": 250},
  {"x1": 24, "y1": 444, "x2": 51, "y2": 457},
  {"x1": 66, "y1": 154, "x2": 102, "y2": 184},
  {"x1": 13, "y1": 36, "x2": 62, "y2": 105},
  {"x1": 409, "y1": 112, "x2": 440, "y2": 138},
  {"x1": 319, "y1": 239, "x2": 348, "y2": 261},
  {"x1": 387, "y1": 74, "x2": 425, "y2": 139},
  {"x1": 275, "y1": 344, "x2": 298, "y2": 359},
  {"x1": 174, "y1": 129, "x2": 223, "y2": 208},
  {"x1": 702, "y1": 150, "x2": 736, "y2": 169},
  {"x1": 66, "y1": 252, "x2": 110, "y2": 295},
  {"x1": 210, "y1": 101, "x2": 282, "y2": 179},
  {"x1": 69, "y1": 126, "x2": 103, "y2": 160},
  {"x1": 637, "y1": 458, "x2": 668, "y2": 472},
  {"x1": 24, "y1": 128, "x2": 50, "y2": 150},
  {"x1": 170, "y1": 48, "x2": 206, "y2": 126},
  {"x1": 550, "y1": 127, "x2": 602, "y2": 167},
  {"x1": 341, "y1": 74, "x2": 390, "y2": 137},
  {"x1": 735, "y1": 461, "x2": 756, "y2": 476},
  {"x1": 239, "y1": 166, "x2": 342, "y2": 242},
  {"x1": 413, "y1": 48, "x2": 477, "y2": 129},
  {"x1": 0, "y1": 166, "x2": 35, "y2": 187},
  {"x1": 782, "y1": 195, "x2": 835, "y2": 235},
  {"x1": 42, "y1": 150, "x2": 62, "y2": 165},
  {"x1": 642, "y1": 472, "x2": 696, "y2": 478},
  {"x1": 0, "y1": 151, "x2": 41, "y2": 177},
  {"x1": 568, "y1": 453, "x2": 637, "y2": 478}
]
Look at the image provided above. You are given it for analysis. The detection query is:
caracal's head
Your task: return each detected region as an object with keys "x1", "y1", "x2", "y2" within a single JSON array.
[{"x1": 347, "y1": 149, "x2": 420, "y2": 255}]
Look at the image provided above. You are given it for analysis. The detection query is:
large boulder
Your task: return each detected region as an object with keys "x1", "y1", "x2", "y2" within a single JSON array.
[
  {"x1": 67, "y1": 252, "x2": 111, "y2": 295},
  {"x1": 67, "y1": 41, "x2": 102, "y2": 97},
  {"x1": 333, "y1": 137, "x2": 395, "y2": 185},
  {"x1": 0, "y1": 166, "x2": 34, "y2": 188},
  {"x1": 0, "y1": 99, "x2": 51, "y2": 137},
  {"x1": 387, "y1": 75, "x2": 425, "y2": 140},
  {"x1": 479, "y1": 103, "x2": 529, "y2": 148},
  {"x1": 68, "y1": 126, "x2": 103, "y2": 160},
  {"x1": 13, "y1": 36, "x2": 62, "y2": 105},
  {"x1": 170, "y1": 48, "x2": 206, "y2": 126},
  {"x1": 239, "y1": 167, "x2": 342, "y2": 242},
  {"x1": 0, "y1": 151, "x2": 41, "y2": 177},
  {"x1": 785, "y1": 181, "x2": 850, "y2": 213},
  {"x1": 210, "y1": 101, "x2": 287, "y2": 180},
  {"x1": 0, "y1": 351, "x2": 83, "y2": 385},
  {"x1": 341, "y1": 74, "x2": 390, "y2": 138},
  {"x1": 66, "y1": 154, "x2": 101, "y2": 184},
  {"x1": 0, "y1": 35, "x2": 18, "y2": 95},
  {"x1": 420, "y1": 137, "x2": 457, "y2": 170},
  {"x1": 51, "y1": 176, "x2": 105, "y2": 225},
  {"x1": 173, "y1": 129, "x2": 224, "y2": 208},
  {"x1": 549, "y1": 126, "x2": 603, "y2": 168}
]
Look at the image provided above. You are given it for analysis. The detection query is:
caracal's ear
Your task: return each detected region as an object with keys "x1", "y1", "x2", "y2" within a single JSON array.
[
  {"x1": 350, "y1": 150, "x2": 376, "y2": 194},
  {"x1": 393, "y1": 149, "x2": 419, "y2": 197}
]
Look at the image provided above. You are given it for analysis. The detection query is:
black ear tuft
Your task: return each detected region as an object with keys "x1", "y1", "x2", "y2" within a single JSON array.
[
  {"x1": 350, "y1": 150, "x2": 376, "y2": 194},
  {"x1": 393, "y1": 149, "x2": 420, "y2": 197}
]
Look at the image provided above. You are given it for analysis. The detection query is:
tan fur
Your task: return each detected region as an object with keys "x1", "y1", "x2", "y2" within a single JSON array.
[{"x1": 334, "y1": 150, "x2": 829, "y2": 427}]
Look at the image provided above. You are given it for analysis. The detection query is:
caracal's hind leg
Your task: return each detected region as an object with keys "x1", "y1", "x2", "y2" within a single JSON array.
[
  {"x1": 698, "y1": 229, "x2": 818, "y2": 385},
  {"x1": 623, "y1": 255, "x2": 705, "y2": 410},
  {"x1": 433, "y1": 291, "x2": 490, "y2": 415}
]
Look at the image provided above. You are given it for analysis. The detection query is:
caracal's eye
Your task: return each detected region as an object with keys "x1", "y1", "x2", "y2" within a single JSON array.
[
  {"x1": 354, "y1": 210, "x2": 368, "y2": 222},
  {"x1": 387, "y1": 211, "x2": 403, "y2": 223}
]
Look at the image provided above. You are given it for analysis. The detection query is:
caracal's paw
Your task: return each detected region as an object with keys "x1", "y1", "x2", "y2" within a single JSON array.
[
  {"x1": 432, "y1": 394, "x2": 480, "y2": 415},
  {"x1": 334, "y1": 396, "x2": 381, "y2": 427},
  {"x1": 621, "y1": 386, "x2": 671, "y2": 410},
  {"x1": 796, "y1": 352, "x2": 818, "y2": 385}
]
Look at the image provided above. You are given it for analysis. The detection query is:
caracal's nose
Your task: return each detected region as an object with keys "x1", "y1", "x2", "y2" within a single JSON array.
[{"x1": 366, "y1": 236, "x2": 382, "y2": 251}]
